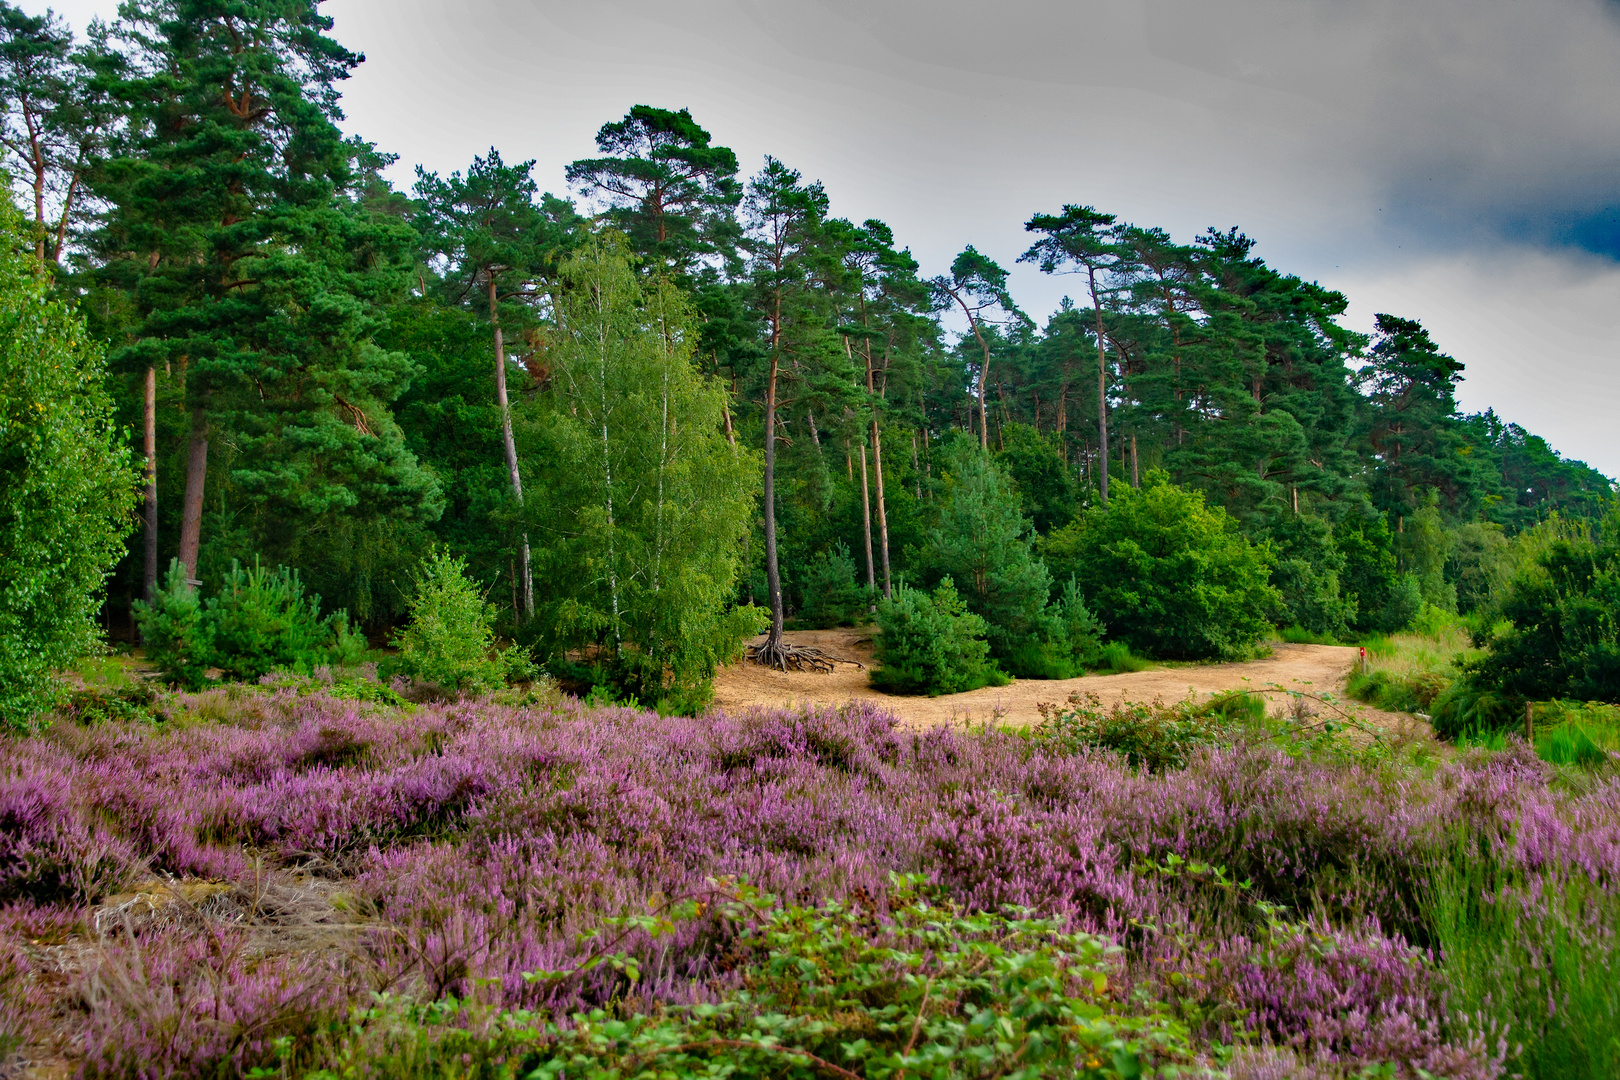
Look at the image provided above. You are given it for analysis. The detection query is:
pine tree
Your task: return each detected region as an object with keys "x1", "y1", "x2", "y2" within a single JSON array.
[
  {"x1": 1021, "y1": 206, "x2": 1130, "y2": 501},
  {"x1": 740, "y1": 157, "x2": 835, "y2": 666},
  {"x1": 564, "y1": 105, "x2": 740, "y2": 281},
  {"x1": 0, "y1": 3, "x2": 111, "y2": 264},
  {"x1": 413, "y1": 149, "x2": 579, "y2": 619},
  {"x1": 929, "y1": 246, "x2": 1022, "y2": 451},
  {"x1": 86, "y1": 0, "x2": 440, "y2": 593}
]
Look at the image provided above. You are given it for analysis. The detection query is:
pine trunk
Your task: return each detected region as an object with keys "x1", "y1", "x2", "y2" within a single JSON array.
[
  {"x1": 1090, "y1": 267, "x2": 1110, "y2": 505},
  {"x1": 858, "y1": 442, "x2": 875, "y2": 596},
  {"x1": 763, "y1": 352, "x2": 784, "y2": 649},
  {"x1": 177, "y1": 408, "x2": 207, "y2": 581},
  {"x1": 142, "y1": 366, "x2": 158, "y2": 602},
  {"x1": 871, "y1": 418, "x2": 892, "y2": 598}
]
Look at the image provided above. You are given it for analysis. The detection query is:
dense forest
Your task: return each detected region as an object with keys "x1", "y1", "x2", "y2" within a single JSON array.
[{"x1": 2, "y1": 0, "x2": 1613, "y2": 712}]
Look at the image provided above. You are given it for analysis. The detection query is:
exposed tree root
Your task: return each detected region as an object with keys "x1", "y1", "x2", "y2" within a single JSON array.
[{"x1": 745, "y1": 640, "x2": 864, "y2": 674}]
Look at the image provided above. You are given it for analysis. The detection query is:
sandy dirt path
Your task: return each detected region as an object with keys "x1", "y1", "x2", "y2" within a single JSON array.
[{"x1": 713, "y1": 627, "x2": 1424, "y2": 739}]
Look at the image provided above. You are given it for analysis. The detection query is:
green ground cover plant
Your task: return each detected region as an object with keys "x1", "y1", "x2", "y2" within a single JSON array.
[
  {"x1": 1030, "y1": 690, "x2": 1255, "y2": 772},
  {"x1": 297, "y1": 878, "x2": 1198, "y2": 1079}
]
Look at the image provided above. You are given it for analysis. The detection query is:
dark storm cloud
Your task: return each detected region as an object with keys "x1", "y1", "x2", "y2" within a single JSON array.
[{"x1": 743, "y1": 0, "x2": 1620, "y2": 259}]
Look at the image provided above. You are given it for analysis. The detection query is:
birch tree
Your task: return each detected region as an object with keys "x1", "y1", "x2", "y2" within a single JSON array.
[{"x1": 537, "y1": 236, "x2": 761, "y2": 708}]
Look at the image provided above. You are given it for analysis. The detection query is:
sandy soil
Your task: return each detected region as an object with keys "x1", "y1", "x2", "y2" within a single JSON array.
[{"x1": 714, "y1": 627, "x2": 1427, "y2": 740}]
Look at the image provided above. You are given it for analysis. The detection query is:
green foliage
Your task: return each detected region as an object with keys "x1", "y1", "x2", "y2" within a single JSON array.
[
  {"x1": 1346, "y1": 667, "x2": 1451, "y2": 713},
  {"x1": 794, "y1": 541, "x2": 871, "y2": 628},
  {"x1": 1030, "y1": 691, "x2": 1247, "y2": 772},
  {"x1": 1430, "y1": 683, "x2": 1524, "y2": 740},
  {"x1": 1459, "y1": 516, "x2": 1619, "y2": 705},
  {"x1": 134, "y1": 562, "x2": 214, "y2": 690},
  {"x1": 996, "y1": 422, "x2": 1076, "y2": 533},
  {"x1": 1336, "y1": 515, "x2": 1420, "y2": 634},
  {"x1": 1276, "y1": 624, "x2": 1337, "y2": 645},
  {"x1": 207, "y1": 559, "x2": 360, "y2": 682},
  {"x1": 1536, "y1": 715, "x2": 1620, "y2": 770},
  {"x1": 389, "y1": 550, "x2": 517, "y2": 695},
  {"x1": 1446, "y1": 521, "x2": 1513, "y2": 615},
  {"x1": 870, "y1": 578, "x2": 1006, "y2": 695},
  {"x1": 1002, "y1": 580, "x2": 1110, "y2": 680},
  {"x1": 136, "y1": 558, "x2": 364, "y2": 687},
  {"x1": 1095, "y1": 641, "x2": 1151, "y2": 674},
  {"x1": 532, "y1": 239, "x2": 763, "y2": 709},
  {"x1": 1264, "y1": 514, "x2": 1356, "y2": 640},
  {"x1": 0, "y1": 199, "x2": 137, "y2": 727},
  {"x1": 1401, "y1": 500, "x2": 1458, "y2": 612},
  {"x1": 86, "y1": 0, "x2": 443, "y2": 564},
  {"x1": 928, "y1": 440, "x2": 1065, "y2": 674},
  {"x1": 301, "y1": 879, "x2": 1196, "y2": 1079},
  {"x1": 1045, "y1": 472, "x2": 1279, "y2": 661}
]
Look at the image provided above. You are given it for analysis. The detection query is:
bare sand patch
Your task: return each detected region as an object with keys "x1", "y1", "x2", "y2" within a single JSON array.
[{"x1": 713, "y1": 627, "x2": 1427, "y2": 740}]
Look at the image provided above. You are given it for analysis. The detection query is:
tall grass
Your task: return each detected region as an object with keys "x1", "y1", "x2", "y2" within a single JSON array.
[
  {"x1": 1428, "y1": 849, "x2": 1620, "y2": 1079},
  {"x1": 1347, "y1": 621, "x2": 1478, "y2": 713},
  {"x1": 1096, "y1": 639, "x2": 1152, "y2": 673},
  {"x1": 1454, "y1": 702, "x2": 1620, "y2": 770}
]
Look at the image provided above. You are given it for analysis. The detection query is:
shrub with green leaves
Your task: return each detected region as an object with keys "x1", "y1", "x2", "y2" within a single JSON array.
[
  {"x1": 795, "y1": 541, "x2": 871, "y2": 628},
  {"x1": 1264, "y1": 513, "x2": 1357, "y2": 640},
  {"x1": 1464, "y1": 517, "x2": 1619, "y2": 705},
  {"x1": 389, "y1": 550, "x2": 521, "y2": 695},
  {"x1": 207, "y1": 559, "x2": 362, "y2": 681},
  {"x1": 133, "y1": 562, "x2": 214, "y2": 690},
  {"x1": 0, "y1": 199, "x2": 137, "y2": 728},
  {"x1": 1044, "y1": 471, "x2": 1280, "y2": 660},
  {"x1": 870, "y1": 577, "x2": 1007, "y2": 695},
  {"x1": 1336, "y1": 514, "x2": 1420, "y2": 634},
  {"x1": 1031, "y1": 691, "x2": 1250, "y2": 772},
  {"x1": 299, "y1": 878, "x2": 1197, "y2": 1079}
]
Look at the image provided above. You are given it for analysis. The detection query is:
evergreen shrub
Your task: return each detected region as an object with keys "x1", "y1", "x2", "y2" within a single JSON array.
[
  {"x1": 388, "y1": 550, "x2": 525, "y2": 695},
  {"x1": 869, "y1": 578, "x2": 1006, "y2": 695},
  {"x1": 136, "y1": 559, "x2": 361, "y2": 687},
  {"x1": 135, "y1": 563, "x2": 214, "y2": 690},
  {"x1": 208, "y1": 560, "x2": 363, "y2": 681},
  {"x1": 794, "y1": 541, "x2": 870, "y2": 628}
]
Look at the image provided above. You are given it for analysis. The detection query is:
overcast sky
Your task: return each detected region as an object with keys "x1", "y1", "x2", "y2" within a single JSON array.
[{"x1": 34, "y1": 0, "x2": 1620, "y2": 477}]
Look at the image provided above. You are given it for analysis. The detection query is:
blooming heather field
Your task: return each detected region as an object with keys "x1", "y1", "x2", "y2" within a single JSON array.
[{"x1": 2, "y1": 687, "x2": 1618, "y2": 1078}]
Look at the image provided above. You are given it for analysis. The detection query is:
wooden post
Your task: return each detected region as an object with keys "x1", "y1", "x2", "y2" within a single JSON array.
[{"x1": 1525, "y1": 701, "x2": 1534, "y2": 743}]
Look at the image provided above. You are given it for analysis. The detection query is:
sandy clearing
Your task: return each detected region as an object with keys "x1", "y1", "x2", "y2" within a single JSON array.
[{"x1": 713, "y1": 627, "x2": 1427, "y2": 740}]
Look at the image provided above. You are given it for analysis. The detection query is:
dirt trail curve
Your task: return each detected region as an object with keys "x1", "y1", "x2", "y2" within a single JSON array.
[{"x1": 713, "y1": 628, "x2": 1423, "y2": 738}]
